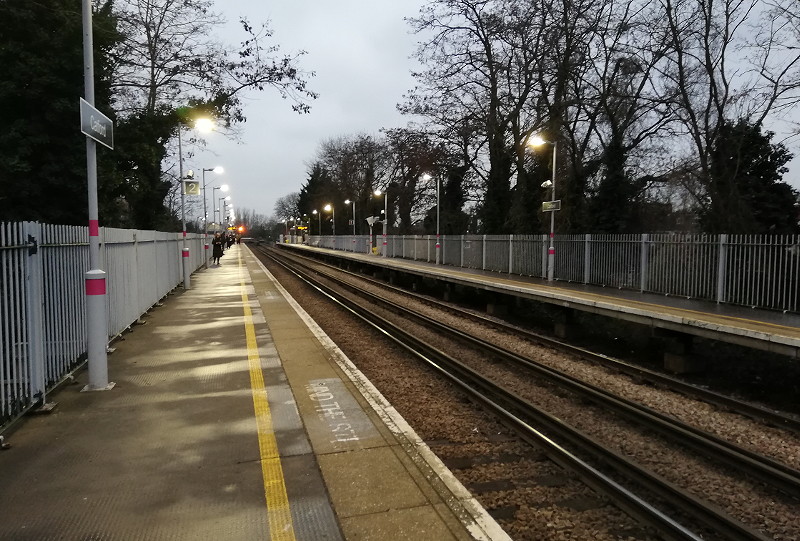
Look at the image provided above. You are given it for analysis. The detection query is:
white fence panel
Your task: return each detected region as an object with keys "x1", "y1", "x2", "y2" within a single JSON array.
[
  {"x1": 1, "y1": 222, "x2": 204, "y2": 429},
  {"x1": 309, "y1": 233, "x2": 798, "y2": 313}
]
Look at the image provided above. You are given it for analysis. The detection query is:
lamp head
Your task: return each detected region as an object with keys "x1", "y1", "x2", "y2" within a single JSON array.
[
  {"x1": 374, "y1": 189, "x2": 382, "y2": 196},
  {"x1": 528, "y1": 135, "x2": 548, "y2": 147},
  {"x1": 185, "y1": 170, "x2": 195, "y2": 179},
  {"x1": 324, "y1": 204, "x2": 332, "y2": 212},
  {"x1": 195, "y1": 117, "x2": 215, "y2": 133},
  {"x1": 213, "y1": 166, "x2": 224, "y2": 174},
  {"x1": 541, "y1": 180, "x2": 553, "y2": 189},
  {"x1": 345, "y1": 199, "x2": 351, "y2": 204},
  {"x1": 421, "y1": 173, "x2": 432, "y2": 181}
]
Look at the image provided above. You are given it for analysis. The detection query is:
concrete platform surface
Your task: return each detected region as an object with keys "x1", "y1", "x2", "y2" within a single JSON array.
[{"x1": 0, "y1": 244, "x2": 509, "y2": 541}]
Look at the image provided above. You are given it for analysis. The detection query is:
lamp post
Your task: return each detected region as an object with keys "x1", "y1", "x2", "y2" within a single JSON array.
[
  {"x1": 219, "y1": 195, "x2": 230, "y2": 227},
  {"x1": 324, "y1": 204, "x2": 335, "y2": 248},
  {"x1": 177, "y1": 115, "x2": 214, "y2": 289},
  {"x1": 212, "y1": 184, "x2": 228, "y2": 226},
  {"x1": 80, "y1": 0, "x2": 113, "y2": 391},
  {"x1": 529, "y1": 135, "x2": 558, "y2": 281},
  {"x1": 345, "y1": 198, "x2": 356, "y2": 251},
  {"x1": 374, "y1": 189, "x2": 388, "y2": 257},
  {"x1": 201, "y1": 166, "x2": 223, "y2": 268},
  {"x1": 313, "y1": 209, "x2": 320, "y2": 236},
  {"x1": 177, "y1": 132, "x2": 190, "y2": 289},
  {"x1": 422, "y1": 173, "x2": 439, "y2": 264}
]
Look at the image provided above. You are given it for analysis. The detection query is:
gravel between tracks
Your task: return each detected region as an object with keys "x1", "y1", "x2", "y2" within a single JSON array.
[{"x1": 263, "y1": 251, "x2": 800, "y2": 541}]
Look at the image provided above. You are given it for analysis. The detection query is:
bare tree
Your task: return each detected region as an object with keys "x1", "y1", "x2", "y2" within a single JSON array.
[
  {"x1": 111, "y1": 0, "x2": 317, "y2": 120},
  {"x1": 382, "y1": 128, "x2": 448, "y2": 232},
  {"x1": 102, "y1": 0, "x2": 317, "y2": 229},
  {"x1": 308, "y1": 135, "x2": 391, "y2": 233},
  {"x1": 405, "y1": 0, "x2": 550, "y2": 232},
  {"x1": 657, "y1": 0, "x2": 800, "y2": 193},
  {"x1": 273, "y1": 192, "x2": 301, "y2": 222}
]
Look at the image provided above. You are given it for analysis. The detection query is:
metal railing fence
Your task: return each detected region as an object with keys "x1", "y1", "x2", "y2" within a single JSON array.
[
  {"x1": 305, "y1": 233, "x2": 799, "y2": 313},
  {"x1": 1, "y1": 222, "x2": 205, "y2": 428}
]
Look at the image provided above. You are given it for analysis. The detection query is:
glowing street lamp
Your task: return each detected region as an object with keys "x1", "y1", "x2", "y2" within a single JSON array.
[
  {"x1": 177, "y1": 115, "x2": 214, "y2": 289},
  {"x1": 324, "y1": 204, "x2": 335, "y2": 237},
  {"x1": 194, "y1": 117, "x2": 214, "y2": 132},
  {"x1": 528, "y1": 135, "x2": 558, "y2": 281},
  {"x1": 345, "y1": 198, "x2": 356, "y2": 251}
]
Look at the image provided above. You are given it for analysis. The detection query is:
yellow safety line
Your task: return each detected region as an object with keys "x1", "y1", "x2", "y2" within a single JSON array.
[{"x1": 238, "y1": 250, "x2": 296, "y2": 541}]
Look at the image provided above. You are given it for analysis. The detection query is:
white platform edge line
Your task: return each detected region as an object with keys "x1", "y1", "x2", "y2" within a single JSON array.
[{"x1": 246, "y1": 248, "x2": 513, "y2": 541}]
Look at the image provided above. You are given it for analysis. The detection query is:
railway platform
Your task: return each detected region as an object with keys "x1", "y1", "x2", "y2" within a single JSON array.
[
  {"x1": 281, "y1": 243, "x2": 800, "y2": 368},
  {"x1": 0, "y1": 244, "x2": 508, "y2": 541}
]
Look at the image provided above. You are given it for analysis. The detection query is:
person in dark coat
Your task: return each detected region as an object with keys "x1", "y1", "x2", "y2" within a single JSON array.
[{"x1": 211, "y1": 233, "x2": 224, "y2": 265}]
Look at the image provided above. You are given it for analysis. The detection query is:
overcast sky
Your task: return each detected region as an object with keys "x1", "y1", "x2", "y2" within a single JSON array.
[
  {"x1": 190, "y1": 0, "x2": 800, "y2": 224},
  {"x1": 190, "y1": 0, "x2": 425, "y2": 222}
]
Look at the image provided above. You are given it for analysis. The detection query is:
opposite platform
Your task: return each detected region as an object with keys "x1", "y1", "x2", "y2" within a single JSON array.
[
  {"x1": 283, "y1": 244, "x2": 800, "y2": 359},
  {"x1": 0, "y1": 244, "x2": 508, "y2": 541}
]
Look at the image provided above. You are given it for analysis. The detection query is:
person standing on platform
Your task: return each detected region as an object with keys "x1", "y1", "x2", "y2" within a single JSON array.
[{"x1": 211, "y1": 233, "x2": 224, "y2": 265}]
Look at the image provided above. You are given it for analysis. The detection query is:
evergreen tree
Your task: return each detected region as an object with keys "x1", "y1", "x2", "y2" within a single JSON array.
[
  {"x1": 0, "y1": 1, "x2": 119, "y2": 224},
  {"x1": 298, "y1": 163, "x2": 336, "y2": 235},
  {"x1": 701, "y1": 119, "x2": 798, "y2": 234},
  {"x1": 587, "y1": 136, "x2": 647, "y2": 233}
]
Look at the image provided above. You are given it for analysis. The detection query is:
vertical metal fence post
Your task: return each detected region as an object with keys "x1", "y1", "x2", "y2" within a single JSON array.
[
  {"x1": 460, "y1": 235, "x2": 465, "y2": 268},
  {"x1": 23, "y1": 222, "x2": 51, "y2": 409},
  {"x1": 542, "y1": 234, "x2": 548, "y2": 278},
  {"x1": 640, "y1": 234, "x2": 649, "y2": 292},
  {"x1": 482, "y1": 235, "x2": 487, "y2": 270},
  {"x1": 716, "y1": 234, "x2": 728, "y2": 303},
  {"x1": 584, "y1": 234, "x2": 591, "y2": 284},
  {"x1": 508, "y1": 235, "x2": 514, "y2": 274}
]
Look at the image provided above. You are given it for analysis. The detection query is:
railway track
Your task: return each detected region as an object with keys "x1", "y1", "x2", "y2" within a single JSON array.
[
  {"x1": 280, "y1": 246, "x2": 800, "y2": 434},
  {"x1": 258, "y1": 245, "x2": 800, "y2": 540}
]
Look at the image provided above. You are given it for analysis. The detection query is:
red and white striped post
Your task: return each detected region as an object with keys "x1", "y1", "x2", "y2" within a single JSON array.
[
  {"x1": 81, "y1": 0, "x2": 114, "y2": 391},
  {"x1": 178, "y1": 134, "x2": 191, "y2": 290},
  {"x1": 84, "y1": 269, "x2": 113, "y2": 390}
]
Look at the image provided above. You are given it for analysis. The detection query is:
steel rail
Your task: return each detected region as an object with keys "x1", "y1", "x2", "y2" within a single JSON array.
[
  {"x1": 263, "y1": 248, "x2": 773, "y2": 541},
  {"x1": 280, "y1": 246, "x2": 800, "y2": 432},
  {"x1": 287, "y1": 248, "x2": 800, "y2": 499}
]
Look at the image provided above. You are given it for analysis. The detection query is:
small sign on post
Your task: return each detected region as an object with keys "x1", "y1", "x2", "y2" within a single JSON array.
[
  {"x1": 79, "y1": 98, "x2": 114, "y2": 150},
  {"x1": 542, "y1": 200, "x2": 562, "y2": 212},
  {"x1": 183, "y1": 180, "x2": 201, "y2": 195}
]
